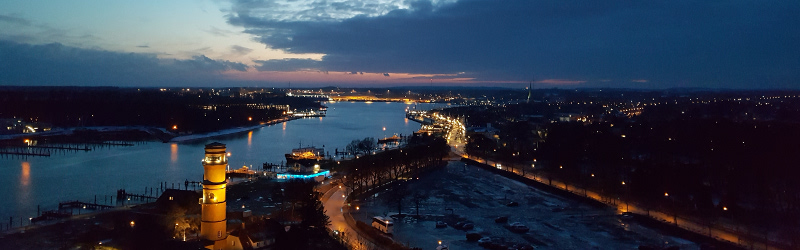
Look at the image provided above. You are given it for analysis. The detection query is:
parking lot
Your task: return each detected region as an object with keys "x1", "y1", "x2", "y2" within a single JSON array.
[{"x1": 353, "y1": 161, "x2": 698, "y2": 250}]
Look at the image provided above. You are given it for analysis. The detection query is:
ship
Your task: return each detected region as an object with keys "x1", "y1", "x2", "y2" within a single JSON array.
[
  {"x1": 378, "y1": 134, "x2": 402, "y2": 144},
  {"x1": 285, "y1": 146, "x2": 325, "y2": 161}
]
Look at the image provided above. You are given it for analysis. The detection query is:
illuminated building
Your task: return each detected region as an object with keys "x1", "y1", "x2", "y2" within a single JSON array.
[
  {"x1": 198, "y1": 142, "x2": 274, "y2": 249},
  {"x1": 200, "y1": 142, "x2": 238, "y2": 250}
]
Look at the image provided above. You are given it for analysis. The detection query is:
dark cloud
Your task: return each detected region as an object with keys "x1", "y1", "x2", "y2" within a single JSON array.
[
  {"x1": 383, "y1": 73, "x2": 390, "y2": 77},
  {"x1": 136, "y1": 45, "x2": 149, "y2": 48},
  {"x1": 228, "y1": 0, "x2": 800, "y2": 88},
  {"x1": 230, "y1": 45, "x2": 253, "y2": 56},
  {"x1": 0, "y1": 15, "x2": 32, "y2": 26},
  {"x1": 254, "y1": 58, "x2": 320, "y2": 71},
  {"x1": 0, "y1": 40, "x2": 248, "y2": 87}
]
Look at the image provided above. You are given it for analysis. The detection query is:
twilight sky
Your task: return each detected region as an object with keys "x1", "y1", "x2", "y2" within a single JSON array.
[{"x1": 0, "y1": 0, "x2": 798, "y2": 88}]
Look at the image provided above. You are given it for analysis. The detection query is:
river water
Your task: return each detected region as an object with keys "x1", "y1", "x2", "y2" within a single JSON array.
[{"x1": 0, "y1": 102, "x2": 446, "y2": 221}]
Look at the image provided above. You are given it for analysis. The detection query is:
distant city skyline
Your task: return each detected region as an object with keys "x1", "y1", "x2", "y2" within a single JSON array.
[{"x1": 1, "y1": 0, "x2": 798, "y2": 89}]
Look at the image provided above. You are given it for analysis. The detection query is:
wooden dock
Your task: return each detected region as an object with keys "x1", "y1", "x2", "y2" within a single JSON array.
[
  {"x1": 0, "y1": 148, "x2": 50, "y2": 157},
  {"x1": 58, "y1": 201, "x2": 114, "y2": 210}
]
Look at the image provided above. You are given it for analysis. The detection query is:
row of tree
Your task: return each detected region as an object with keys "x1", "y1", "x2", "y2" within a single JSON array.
[
  {"x1": 339, "y1": 135, "x2": 450, "y2": 197},
  {"x1": 345, "y1": 137, "x2": 378, "y2": 156}
]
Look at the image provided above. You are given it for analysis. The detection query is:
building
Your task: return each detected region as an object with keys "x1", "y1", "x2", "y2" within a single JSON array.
[{"x1": 200, "y1": 142, "x2": 244, "y2": 250}]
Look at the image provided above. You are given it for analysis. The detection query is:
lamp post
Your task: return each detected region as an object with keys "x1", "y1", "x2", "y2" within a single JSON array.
[
  {"x1": 621, "y1": 181, "x2": 629, "y2": 212},
  {"x1": 665, "y1": 192, "x2": 677, "y2": 225}
]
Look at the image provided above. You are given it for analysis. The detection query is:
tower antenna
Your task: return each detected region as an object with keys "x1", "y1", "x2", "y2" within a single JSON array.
[{"x1": 527, "y1": 77, "x2": 534, "y2": 103}]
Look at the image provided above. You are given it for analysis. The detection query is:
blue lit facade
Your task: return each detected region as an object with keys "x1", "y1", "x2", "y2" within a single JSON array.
[{"x1": 276, "y1": 170, "x2": 331, "y2": 180}]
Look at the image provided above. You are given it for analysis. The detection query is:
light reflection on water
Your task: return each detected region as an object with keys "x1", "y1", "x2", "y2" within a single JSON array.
[
  {"x1": 0, "y1": 102, "x2": 447, "y2": 220},
  {"x1": 21, "y1": 162, "x2": 30, "y2": 187},
  {"x1": 247, "y1": 131, "x2": 253, "y2": 148},
  {"x1": 170, "y1": 143, "x2": 179, "y2": 163}
]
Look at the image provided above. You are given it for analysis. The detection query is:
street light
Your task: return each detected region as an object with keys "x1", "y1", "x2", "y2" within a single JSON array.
[{"x1": 665, "y1": 192, "x2": 677, "y2": 225}]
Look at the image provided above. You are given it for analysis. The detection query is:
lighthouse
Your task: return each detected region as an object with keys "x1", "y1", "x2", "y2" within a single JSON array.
[{"x1": 201, "y1": 142, "x2": 228, "y2": 249}]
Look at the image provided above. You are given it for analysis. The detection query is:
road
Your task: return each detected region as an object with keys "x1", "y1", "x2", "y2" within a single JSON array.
[{"x1": 323, "y1": 186, "x2": 381, "y2": 250}]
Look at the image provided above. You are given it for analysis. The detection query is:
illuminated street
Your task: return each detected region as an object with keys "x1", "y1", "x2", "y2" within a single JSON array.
[{"x1": 324, "y1": 187, "x2": 379, "y2": 250}]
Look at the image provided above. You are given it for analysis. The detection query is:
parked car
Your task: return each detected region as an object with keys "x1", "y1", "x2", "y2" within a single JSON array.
[
  {"x1": 477, "y1": 237, "x2": 492, "y2": 247},
  {"x1": 620, "y1": 212, "x2": 635, "y2": 220},
  {"x1": 509, "y1": 222, "x2": 529, "y2": 233},
  {"x1": 436, "y1": 221, "x2": 447, "y2": 228}
]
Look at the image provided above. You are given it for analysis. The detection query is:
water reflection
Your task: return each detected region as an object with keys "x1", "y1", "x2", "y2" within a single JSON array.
[
  {"x1": 170, "y1": 143, "x2": 179, "y2": 163},
  {"x1": 21, "y1": 162, "x2": 30, "y2": 186},
  {"x1": 247, "y1": 131, "x2": 253, "y2": 147}
]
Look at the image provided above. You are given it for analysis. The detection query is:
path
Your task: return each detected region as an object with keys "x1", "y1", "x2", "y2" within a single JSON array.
[{"x1": 324, "y1": 186, "x2": 381, "y2": 250}]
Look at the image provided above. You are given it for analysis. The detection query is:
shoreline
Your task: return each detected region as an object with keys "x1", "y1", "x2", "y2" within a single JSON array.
[
  {"x1": 167, "y1": 116, "x2": 301, "y2": 143},
  {"x1": 0, "y1": 117, "x2": 305, "y2": 143}
]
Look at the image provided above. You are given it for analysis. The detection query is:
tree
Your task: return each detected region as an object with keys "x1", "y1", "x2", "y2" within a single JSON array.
[
  {"x1": 411, "y1": 190, "x2": 429, "y2": 217},
  {"x1": 384, "y1": 184, "x2": 408, "y2": 216},
  {"x1": 345, "y1": 140, "x2": 360, "y2": 156},
  {"x1": 357, "y1": 137, "x2": 377, "y2": 155},
  {"x1": 284, "y1": 180, "x2": 330, "y2": 229}
]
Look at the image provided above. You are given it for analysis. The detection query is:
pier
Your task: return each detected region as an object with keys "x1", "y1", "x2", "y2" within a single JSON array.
[
  {"x1": 58, "y1": 201, "x2": 114, "y2": 210},
  {"x1": 26, "y1": 145, "x2": 91, "y2": 151},
  {"x1": 116, "y1": 189, "x2": 158, "y2": 203},
  {"x1": 0, "y1": 148, "x2": 51, "y2": 158}
]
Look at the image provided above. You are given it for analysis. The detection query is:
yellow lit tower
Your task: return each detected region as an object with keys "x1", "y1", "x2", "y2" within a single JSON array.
[{"x1": 201, "y1": 142, "x2": 228, "y2": 249}]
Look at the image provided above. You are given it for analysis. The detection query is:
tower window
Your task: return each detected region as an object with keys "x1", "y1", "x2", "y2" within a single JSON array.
[{"x1": 169, "y1": 196, "x2": 173, "y2": 201}]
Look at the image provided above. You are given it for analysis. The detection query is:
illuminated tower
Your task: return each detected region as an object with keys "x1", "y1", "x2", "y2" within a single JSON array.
[
  {"x1": 201, "y1": 142, "x2": 228, "y2": 248},
  {"x1": 527, "y1": 77, "x2": 534, "y2": 103}
]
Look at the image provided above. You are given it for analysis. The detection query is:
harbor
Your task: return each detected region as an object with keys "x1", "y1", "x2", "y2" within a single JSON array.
[{"x1": 0, "y1": 102, "x2": 447, "y2": 229}]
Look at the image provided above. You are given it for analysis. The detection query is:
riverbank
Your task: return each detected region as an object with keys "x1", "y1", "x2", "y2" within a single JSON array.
[
  {"x1": 168, "y1": 117, "x2": 296, "y2": 142},
  {"x1": 0, "y1": 116, "x2": 304, "y2": 144}
]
